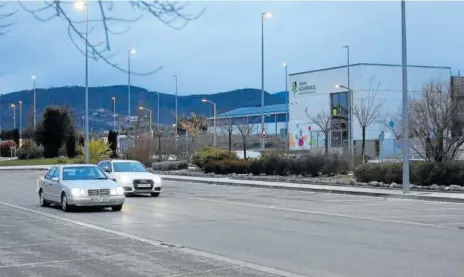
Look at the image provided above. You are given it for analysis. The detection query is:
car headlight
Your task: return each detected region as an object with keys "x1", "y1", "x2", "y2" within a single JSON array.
[
  {"x1": 110, "y1": 187, "x2": 125, "y2": 196},
  {"x1": 153, "y1": 176, "x2": 161, "y2": 184},
  {"x1": 119, "y1": 175, "x2": 132, "y2": 184},
  {"x1": 71, "y1": 188, "x2": 87, "y2": 197}
]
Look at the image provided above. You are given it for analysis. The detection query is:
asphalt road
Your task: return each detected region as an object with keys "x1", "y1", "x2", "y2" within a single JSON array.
[{"x1": 0, "y1": 171, "x2": 464, "y2": 277}]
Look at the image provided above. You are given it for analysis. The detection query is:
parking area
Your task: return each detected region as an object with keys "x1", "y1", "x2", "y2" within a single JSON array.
[{"x1": 0, "y1": 170, "x2": 463, "y2": 277}]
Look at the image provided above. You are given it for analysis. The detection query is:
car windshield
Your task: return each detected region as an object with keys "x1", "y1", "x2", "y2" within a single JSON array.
[
  {"x1": 113, "y1": 162, "x2": 148, "y2": 173},
  {"x1": 62, "y1": 166, "x2": 108, "y2": 180}
]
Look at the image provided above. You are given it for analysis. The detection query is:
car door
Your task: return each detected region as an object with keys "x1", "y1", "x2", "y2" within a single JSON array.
[
  {"x1": 48, "y1": 167, "x2": 61, "y2": 202},
  {"x1": 41, "y1": 167, "x2": 56, "y2": 200}
]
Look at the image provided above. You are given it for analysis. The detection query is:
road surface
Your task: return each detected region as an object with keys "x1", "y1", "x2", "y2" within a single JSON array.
[{"x1": 0, "y1": 171, "x2": 463, "y2": 277}]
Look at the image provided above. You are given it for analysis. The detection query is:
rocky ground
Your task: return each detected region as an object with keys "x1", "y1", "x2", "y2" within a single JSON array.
[{"x1": 154, "y1": 169, "x2": 464, "y2": 193}]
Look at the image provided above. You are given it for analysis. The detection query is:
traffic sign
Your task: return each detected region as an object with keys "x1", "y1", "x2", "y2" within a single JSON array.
[
  {"x1": 388, "y1": 121, "x2": 395, "y2": 128},
  {"x1": 261, "y1": 129, "x2": 267, "y2": 138}
]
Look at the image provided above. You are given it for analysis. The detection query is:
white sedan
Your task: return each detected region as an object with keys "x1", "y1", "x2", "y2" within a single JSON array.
[{"x1": 97, "y1": 160, "x2": 162, "y2": 197}]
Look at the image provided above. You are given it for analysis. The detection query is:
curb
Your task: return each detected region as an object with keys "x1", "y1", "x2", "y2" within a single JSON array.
[
  {"x1": 0, "y1": 167, "x2": 50, "y2": 171},
  {"x1": 161, "y1": 176, "x2": 464, "y2": 203}
]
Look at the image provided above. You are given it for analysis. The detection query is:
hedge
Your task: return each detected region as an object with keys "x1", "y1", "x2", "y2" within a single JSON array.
[
  {"x1": 191, "y1": 147, "x2": 238, "y2": 169},
  {"x1": 152, "y1": 160, "x2": 188, "y2": 171},
  {"x1": 203, "y1": 154, "x2": 350, "y2": 177},
  {"x1": 354, "y1": 161, "x2": 464, "y2": 186}
]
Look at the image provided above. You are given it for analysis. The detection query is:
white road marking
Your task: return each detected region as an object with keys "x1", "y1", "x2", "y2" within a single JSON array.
[
  {"x1": 0, "y1": 237, "x2": 125, "y2": 249},
  {"x1": 0, "y1": 201, "x2": 308, "y2": 277},
  {"x1": 180, "y1": 196, "x2": 459, "y2": 229},
  {"x1": 0, "y1": 253, "x2": 124, "y2": 269}
]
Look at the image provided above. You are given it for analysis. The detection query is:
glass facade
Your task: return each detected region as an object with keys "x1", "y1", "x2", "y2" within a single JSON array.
[{"x1": 330, "y1": 92, "x2": 349, "y2": 147}]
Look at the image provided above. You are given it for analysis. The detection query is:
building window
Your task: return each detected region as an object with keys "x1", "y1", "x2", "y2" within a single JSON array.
[{"x1": 330, "y1": 92, "x2": 348, "y2": 147}]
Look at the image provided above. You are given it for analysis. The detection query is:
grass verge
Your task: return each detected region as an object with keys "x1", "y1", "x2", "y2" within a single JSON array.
[{"x1": 0, "y1": 158, "x2": 82, "y2": 166}]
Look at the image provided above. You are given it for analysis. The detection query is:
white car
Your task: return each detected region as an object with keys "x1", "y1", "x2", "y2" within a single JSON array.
[{"x1": 97, "y1": 160, "x2": 162, "y2": 197}]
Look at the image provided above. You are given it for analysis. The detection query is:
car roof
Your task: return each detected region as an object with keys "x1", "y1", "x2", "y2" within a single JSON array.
[
  {"x1": 109, "y1": 160, "x2": 142, "y2": 163},
  {"x1": 58, "y1": 164, "x2": 99, "y2": 168}
]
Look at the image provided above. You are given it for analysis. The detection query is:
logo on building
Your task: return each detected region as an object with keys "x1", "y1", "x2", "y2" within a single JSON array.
[
  {"x1": 292, "y1": 81, "x2": 316, "y2": 96},
  {"x1": 291, "y1": 81, "x2": 298, "y2": 96}
]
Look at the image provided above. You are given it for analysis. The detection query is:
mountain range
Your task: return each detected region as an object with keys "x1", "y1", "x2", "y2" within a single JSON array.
[{"x1": 0, "y1": 86, "x2": 287, "y2": 131}]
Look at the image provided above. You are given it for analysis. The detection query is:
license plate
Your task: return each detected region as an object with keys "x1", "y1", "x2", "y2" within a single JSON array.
[
  {"x1": 137, "y1": 184, "x2": 151, "y2": 188},
  {"x1": 91, "y1": 197, "x2": 109, "y2": 203}
]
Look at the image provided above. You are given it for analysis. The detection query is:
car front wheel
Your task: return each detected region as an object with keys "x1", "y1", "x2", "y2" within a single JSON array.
[
  {"x1": 39, "y1": 190, "x2": 49, "y2": 207},
  {"x1": 61, "y1": 193, "x2": 71, "y2": 212},
  {"x1": 111, "y1": 205, "x2": 123, "y2": 211}
]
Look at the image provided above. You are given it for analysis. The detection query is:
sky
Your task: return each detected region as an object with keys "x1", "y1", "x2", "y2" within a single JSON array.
[{"x1": 0, "y1": 0, "x2": 463, "y2": 96}]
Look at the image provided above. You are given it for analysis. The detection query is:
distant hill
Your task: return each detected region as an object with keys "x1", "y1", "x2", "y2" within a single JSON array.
[{"x1": 0, "y1": 86, "x2": 286, "y2": 131}]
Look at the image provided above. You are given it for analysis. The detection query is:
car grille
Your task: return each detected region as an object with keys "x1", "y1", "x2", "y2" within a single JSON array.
[
  {"x1": 133, "y1": 179, "x2": 154, "y2": 189},
  {"x1": 88, "y1": 189, "x2": 110, "y2": 196}
]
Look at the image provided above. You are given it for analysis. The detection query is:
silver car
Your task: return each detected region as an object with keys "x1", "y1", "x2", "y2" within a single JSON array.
[
  {"x1": 97, "y1": 160, "x2": 162, "y2": 197},
  {"x1": 37, "y1": 164, "x2": 125, "y2": 212}
]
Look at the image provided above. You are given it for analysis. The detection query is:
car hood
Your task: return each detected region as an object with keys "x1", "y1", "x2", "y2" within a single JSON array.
[
  {"x1": 63, "y1": 179, "x2": 120, "y2": 189},
  {"x1": 111, "y1": 172, "x2": 159, "y2": 180}
]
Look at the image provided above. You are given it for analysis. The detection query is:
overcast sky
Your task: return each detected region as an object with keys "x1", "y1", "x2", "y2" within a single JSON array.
[{"x1": 0, "y1": 1, "x2": 463, "y2": 96}]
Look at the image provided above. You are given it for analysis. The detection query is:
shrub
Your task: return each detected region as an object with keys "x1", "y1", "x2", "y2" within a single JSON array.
[
  {"x1": 204, "y1": 159, "x2": 249, "y2": 175},
  {"x1": 152, "y1": 160, "x2": 188, "y2": 171},
  {"x1": 0, "y1": 140, "x2": 17, "y2": 157},
  {"x1": 354, "y1": 161, "x2": 464, "y2": 186},
  {"x1": 191, "y1": 147, "x2": 238, "y2": 169},
  {"x1": 56, "y1": 157, "x2": 69, "y2": 164},
  {"x1": 17, "y1": 145, "x2": 44, "y2": 160},
  {"x1": 203, "y1": 154, "x2": 349, "y2": 177},
  {"x1": 88, "y1": 139, "x2": 111, "y2": 164}
]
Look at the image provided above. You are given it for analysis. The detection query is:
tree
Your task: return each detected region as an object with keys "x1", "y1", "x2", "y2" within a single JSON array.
[
  {"x1": 308, "y1": 111, "x2": 331, "y2": 155},
  {"x1": 235, "y1": 123, "x2": 255, "y2": 159},
  {"x1": 34, "y1": 106, "x2": 75, "y2": 158},
  {"x1": 409, "y1": 81, "x2": 464, "y2": 162},
  {"x1": 12, "y1": 129, "x2": 19, "y2": 147},
  {"x1": 88, "y1": 138, "x2": 111, "y2": 164},
  {"x1": 19, "y1": 1, "x2": 204, "y2": 75},
  {"x1": 107, "y1": 130, "x2": 118, "y2": 158},
  {"x1": 353, "y1": 80, "x2": 382, "y2": 163},
  {"x1": 66, "y1": 134, "x2": 77, "y2": 158},
  {"x1": 152, "y1": 125, "x2": 168, "y2": 153},
  {"x1": 178, "y1": 113, "x2": 207, "y2": 142},
  {"x1": 219, "y1": 118, "x2": 233, "y2": 154}
]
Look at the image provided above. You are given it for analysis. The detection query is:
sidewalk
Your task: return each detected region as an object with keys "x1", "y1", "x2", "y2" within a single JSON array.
[{"x1": 160, "y1": 174, "x2": 464, "y2": 203}]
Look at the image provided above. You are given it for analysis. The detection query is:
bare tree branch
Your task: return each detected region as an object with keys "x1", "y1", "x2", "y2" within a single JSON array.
[
  {"x1": 19, "y1": 1, "x2": 205, "y2": 75},
  {"x1": 306, "y1": 110, "x2": 331, "y2": 154},
  {"x1": 235, "y1": 122, "x2": 255, "y2": 159}
]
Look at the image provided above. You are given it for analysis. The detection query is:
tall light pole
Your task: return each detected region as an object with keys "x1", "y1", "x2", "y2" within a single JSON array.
[
  {"x1": 401, "y1": 0, "x2": 410, "y2": 193},
  {"x1": 157, "y1": 91, "x2": 160, "y2": 125},
  {"x1": 32, "y1": 75, "x2": 36, "y2": 129},
  {"x1": 10, "y1": 104, "x2": 16, "y2": 130},
  {"x1": 282, "y1": 62, "x2": 288, "y2": 149},
  {"x1": 139, "y1": 106, "x2": 152, "y2": 134},
  {"x1": 201, "y1": 99, "x2": 217, "y2": 147},
  {"x1": 342, "y1": 45, "x2": 354, "y2": 165},
  {"x1": 111, "y1": 97, "x2": 116, "y2": 131},
  {"x1": 260, "y1": 12, "x2": 272, "y2": 150},
  {"x1": 81, "y1": 116, "x2": 85, "y2": 131},
  {"x1": 74, "y1": 0, "x2": 89, "y2": 163},
  {"x1": 173, "y1": 74, "x2": 178, "y2": 147},
  {"x1": 18, "y1": 101, "x2": 22, "y2": 142},
  {"x1": 128, "y1": 48, "x2": 136, "y2": 123}
]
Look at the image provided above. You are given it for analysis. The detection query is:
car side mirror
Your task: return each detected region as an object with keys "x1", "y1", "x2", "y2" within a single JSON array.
[
  {"x1": 51, "y1": 177, "x2": 59, "y2": 182},
  {"x1": 103, "y1": 167, "x2": 111, "y2": 173}
]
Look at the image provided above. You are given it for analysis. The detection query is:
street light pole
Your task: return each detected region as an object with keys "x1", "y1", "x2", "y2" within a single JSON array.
[
  {"x1": 401, "y1": 0, "x2": 410, "y2": 193},
  {"x1": 343, "y1": 45, "x2": 354, "y2": 166},
  {"x1": 11, "y1": 104, "x2": 16, "y2": 130},
  {"x1": 173, "y1": 74, "x2": 178, "y2": 148},
  {"x1": 282, "y1": 62, "x2": 288, "y2": 149},
  {"x1": 32, "y1": 75, "x2": 36, "y2": 130},
  {"x1": 260, "y1": 13, "x2": 272, "y2": 150},
  {"x1": 157, "y1": 91, "x2": 160, "y2": 125},
  {"x1": 18, "y1": 101, "x2": 22, "y2": 143},
  {"x1": 74, "y1": 1, "x2": 90, "y2": 163},
  {"x1": 201, "y1": 99, "x2": 217, "y2": 147},
  {"x1": 112, "y1": 97, "x2": 116, "y2": 131},
  {"x1": 127, "y1": 49, "x2": 136, "y2": 124}
]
